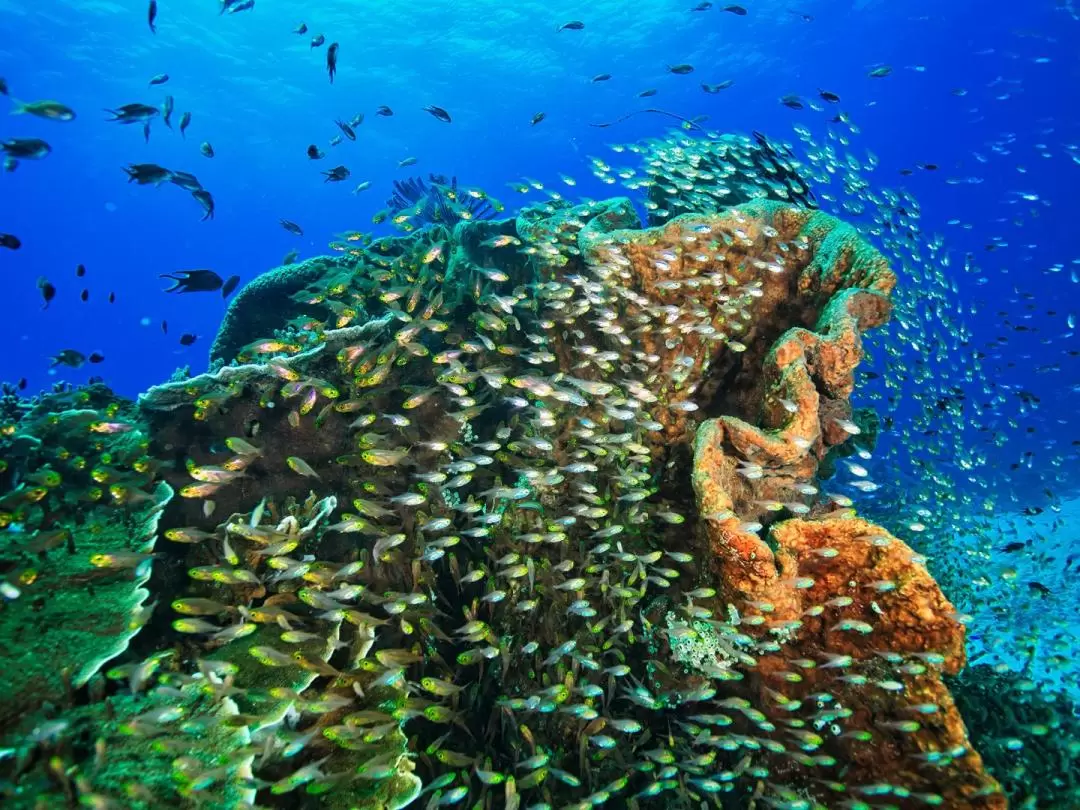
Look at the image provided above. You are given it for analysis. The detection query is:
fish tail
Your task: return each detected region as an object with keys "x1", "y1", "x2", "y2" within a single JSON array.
[{"x1": 9, "y1": 98, "x2": 26, "y2": 115}]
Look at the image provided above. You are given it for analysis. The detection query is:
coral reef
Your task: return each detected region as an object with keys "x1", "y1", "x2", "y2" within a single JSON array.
[{"x1": 1, "y1": 147, "x2": 1005, "y2": 810}]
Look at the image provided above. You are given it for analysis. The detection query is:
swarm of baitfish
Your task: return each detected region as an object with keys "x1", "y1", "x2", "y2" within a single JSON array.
[{"x1": 67, "y1": 187, "x2": 997, "y2": 808}]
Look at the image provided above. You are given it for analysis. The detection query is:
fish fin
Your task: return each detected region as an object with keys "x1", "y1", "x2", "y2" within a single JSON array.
[{"x1": 9, "y1": 98, "x2": 26, "y2": 115}]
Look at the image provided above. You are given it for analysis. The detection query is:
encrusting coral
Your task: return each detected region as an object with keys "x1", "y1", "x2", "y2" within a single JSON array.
[{"x1": 0, "y1": 134, "x2": 1006, "y2": 810}]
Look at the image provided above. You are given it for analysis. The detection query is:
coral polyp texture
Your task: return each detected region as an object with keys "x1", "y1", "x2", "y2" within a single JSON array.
[{"x1": 1, "y1": 144, "x2": 1008, "y2": 809}]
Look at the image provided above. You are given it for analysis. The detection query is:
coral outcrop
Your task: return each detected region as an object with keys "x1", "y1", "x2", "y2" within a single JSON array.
[{"x1": 1, "y1": 149, "x2": 1004, "y2": 810}]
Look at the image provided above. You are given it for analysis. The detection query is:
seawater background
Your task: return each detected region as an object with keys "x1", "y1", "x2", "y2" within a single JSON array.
[{"x1": 1, "y1": 1, "x2": 1078, "y2": 695}]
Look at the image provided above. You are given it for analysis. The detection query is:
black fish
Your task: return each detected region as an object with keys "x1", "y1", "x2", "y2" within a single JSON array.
[
  {"x1": 160, "y1": 269, "x2": 224, "y2": 293},
  {"x1": 307, "y1": 144, "x2": 324, "y2": 160},
  {"x1": 88, "y1": 352, "x2": 105, "y2": 363},
  {"x1": 162, "y1": 95, "x2": 173, "y2": 128},
  {"x1": 200, "y1": 141, "x2": 214, "y2": 158},
  {"x1": 148, "y1": 0, "x2": 157, "y2": 33},
  {"x1": 819, "y1": 89, "x2": 840, "y2": 103},
  {"x1": 222, "y1": 275, "x2": 240, "y2": 298},
  {"x1": 0, "y1": 233, "x2": 20, "y2": 250},
  {"x1": 311, "y1": 34, "x2": 325, "y2": 48},
  {"x1": 780, "y1": 94, "x2": 804, "y2": 109},
  {"x1": 1001, "y1": 541, "x2": 1026, "y2": 553},
  {"x1": 192, "y1": 189, "x2": 215, "y2": 221},
  {"x1": 280, "y1": 219, "x2": 303, "y2": 236},
  {"x1": 637, "y1": 89, "x2": 658, "y2": 98},
  {"x1": 592, "y1": 74, "x2": 612, "y2": 82},
  {"x1": 179, "y1": 111, "x2": 191, "y2": 138},
  {"x1": 423, "y1": 105, "x2": 451, "y2": 123},
  {"x1": 668, "y1": 64, "x2": 694, "y2": 74},
  {"x1": 531, "y1": 112, "x2": 546, "y2": 126},
  {"x1": 179, "y1": 333, "x2": 198, "y2": 346},
  {"x1": 123, "y1": 163, "x2": 172, "y2": 185},
  {"x1": 149, "y1": 73, "x2": 169, "y2": 86},
  {"x1": 80, "y1": 289, "x2": 88, "y2": 302},
  {"x1": 1, "y1": 138, "x2": 51, "y2": 159},
  {"x1": 556, "y1": 20, "x2": 584, "y2": 31},
  {"x1": 109, "y1": 292, "x2": 115, "y2": 303},
  {"x1": 51, "y1": 349, "x2": 85, "y2": 368},
  {"x1": 723, "y1": 4, "x2": 747, "y2": 14},
  {"x1": 294, "y1": 22, "x2": 307, "y2": 34},
  {"x1": 335, "y1": 119, "x2": 355, "y2": 140},
  {"x1": 162, "y1": 320, "x2": 168, "y2": 333},
  {"x1": 38, "y1": 277, "x2": 56, "y2": 309},
  {"x1": 1027, "y1": 581, "x2": 1051, "y2": 597},
  {"x1": 327, "y1": 42, "x2": 339, "y2": 83},
  {"x1": 692, "y1": 2, "x2": 712, "y2": 9},
  {"x1": 105, "y1": 103, "x2": 159, "y2": 124},
  {"x1": 376, "y1": 105, "x2": 393, "y2": 116},
  {"x1": 0, "y1": 78, "x2": 7, "y2": 95},
  {"x1": 322, "y1": 165, "x2": 350, "y2": 182},
  {"x1": 76, "y1": 263, "x2": 86, "y2": 276}
]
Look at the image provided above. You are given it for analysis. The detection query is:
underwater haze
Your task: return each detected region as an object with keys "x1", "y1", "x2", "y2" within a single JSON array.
[{"x1": 2, "y1": 0, "x2": 1080, "y2": 808}]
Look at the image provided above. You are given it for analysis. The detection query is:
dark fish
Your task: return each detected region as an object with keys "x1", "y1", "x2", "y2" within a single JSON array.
[
  {"x1": 349, "y1": 113, "x2": 364, "y2": 128},
  {"x1": 311, "y1": 34, "x2": 325, "y2": 48},
  {"x1": 335, "y1": 119, "x2": 355, "y2": 140},
  {"x1": 220, "y1": 0, "x2": 254, "y2": 13},
  {"x1": 294, "y1": 22, "x2": 307, "y2": 34},
  {"x1": 899, "y1": 168, "x2": 914, "y2": 176},
  {"x1": 692, "y1": 2, "x2": 712, "y2": 9},
  {"x1": 591, "y1": 73, "x2": 612, "y2": 82},
  {"x1": 701, "y1": 80, "x2": 734, "y2": 93},
  {"x1": 200, "y1": 141, "x2": 215, "y2": 158},
  {"x1": 637, "y1": 89, "x2": 658, "y2": 97},
  {"x1": 161, "y1": 320, "x2": 168, "y2": 333},
  {"x1": 222, "y1": 275, "x2": 240, "y2": 298},
  {"x1": 80, "y1": 289, "x2": 88, "y2": 302},
  {"x1": 148, "y1": 0, "x2": 157, "y2": 33},
  {"x1": 170, "y1": 171, "x2": 203, "y2": 191},
  {"x1": 1028, "y1": 581, "x2": 1051, "y2": 596},
  {"x1": 280, "y1": 219, "x2": 303, "y2": 236},
  {"x1": 88, "y1": 352, "x2": 105, "y2": 363},
  {"x1": 307, "y1": 144, "x2": 324, "y2": 159},
  {"x1": 123, "y1": 163, "x2": 172, "y2": 185},
  {"x1": 192, "y1": 189, "x2": 215, "y2": 221},
  {"x1": 149, "y1": 73, "x2": 169, "y2": 86},
  {"x1": 282, "y1": 250, "x2": 299, "y2": 265},
  {"x1": 179, "y1": 111, "x2": 191, "y2": 138},
  {"x1": 819, "y1": 89, "x2": 840, "y2": 102},
  {"x1": 0, "y1": 233, "x2": 20, "y2": 250},
  {"x1": 162, "y1": 95, "x2": 173, "y2": 127},
  {"x1": 868, "y1": 65, "x2": 892, "y2": 78},
  {"x1": 780, "y1": 94, "x2": 804, "y2": 109},
  {"x1": 919, "y1": 163, "x2": 939, "y2": 171},
  {"x1": 76, "y1": 264, "x2": 86, "y2": 276},
  {"x1": 322, "y1": 165, "x2": 350, "y2": 182},
  {"x1": 0, "y1": 78, "x2": 7, "y2": 95},
  {"x1": 667, "y1": 64, "x2": 694, "y2": 74},
  {"x1": 1, "y1": 138, "x2": 51, "y2": 159},
  {"x1": 109, "y1": 292, "x2": 115, "y2": 303},
  {"x1": 105, "y1": 103, "x2": 159, "y2": 124},
  {"x1": 556, "y1": 20, "x2": 584, "y2": 31},
  {"x1": 376, "y1": 105, "x2": 393, "y2": 116},
  {"x1": 143, "y1": 122, "x2": 151, "y2": 143},
  {"x1": 160, "y1": 269, "x2": 224, "y2": 293},
  {"x1": 531, "y1": 112, "x2": 546, "y2": 126},
  {"x1": 38, "y1": 277, "x2": 56, "y2": 309},
  {"x1": 1001, "y1": 541, "x2": 1026, "y2": 553},
  {"x1": 423, "y1": 105, "x2": 451, "y2": 123},
  {"x1": 51, "y1": 349, "x2": 85, "y2": 368},
  {"x1": 179, "y1": 333, "x2": 198, "y2": 346},
  {"x1": 16, "y1": 378, "x2": 26, "y2": 390},
  {"x1": 327, "y1": 42, "x2": 339, "y2": 83},
  {"x1": 723, "y1": 4, "x2": 747, "y2": 14}
]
